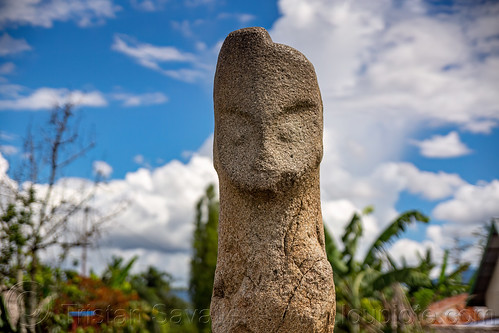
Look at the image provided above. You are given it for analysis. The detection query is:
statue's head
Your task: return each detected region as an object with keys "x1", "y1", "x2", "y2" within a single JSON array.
[{"x1": 214, "y1": 27, "x2": 323, "y2": 193}]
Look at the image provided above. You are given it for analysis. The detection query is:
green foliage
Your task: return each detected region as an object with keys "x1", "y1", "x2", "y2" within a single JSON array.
[
  {"x1": 362, "y1": 210, "x2": 430, "y2": 268},
  {"x1": 131, "y1": 266, "x2": 197, "y2": 333},
  {"x1": 30, "y1": 257, "x2": 196, "y2": 332},
  {"x1": 409, "y1": 248, "x2": 470, "y2": 313},
  {"x1": 102, "y1": 256, "x2": 138, "y2": 293},
  {"x1": 325, "y1": 207, "x2": 431, "y2": 332},
  {"x1": 189, "y1": 184, "x2": 219, "y2": 333}
]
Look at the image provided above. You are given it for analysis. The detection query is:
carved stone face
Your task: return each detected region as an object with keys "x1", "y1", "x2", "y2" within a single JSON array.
[{"x1": 214, "y1": 28, "x2": 323, "y2": 193}]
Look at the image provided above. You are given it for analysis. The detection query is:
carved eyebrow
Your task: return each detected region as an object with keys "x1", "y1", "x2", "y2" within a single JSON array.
[
  {"x1": 222, "y1": 106, "x2": 251, "y2": 118},
  {"x1": 282, "y1": 99, "x2": 318, "y2": 114}
]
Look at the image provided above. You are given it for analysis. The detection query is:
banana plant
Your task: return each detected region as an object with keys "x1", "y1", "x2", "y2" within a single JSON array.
[{"x1": 324, "y1": 207, "x2": 431, "y2": 332}]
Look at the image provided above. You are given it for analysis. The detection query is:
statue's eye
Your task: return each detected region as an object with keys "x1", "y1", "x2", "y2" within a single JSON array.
[
  {"x1": 220, "y1": 108, "x2": 251, "y2": 146},
  {"x1": 282, "y1": 100, "x2": 317, "y2": 114},
  {"x1": 224, "y1": 106, "x2": 251, "y2": 119}
]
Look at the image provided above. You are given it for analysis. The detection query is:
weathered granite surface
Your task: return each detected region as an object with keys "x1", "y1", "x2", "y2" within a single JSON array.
[{"x1": 211, "y1": 27, "x2": 335, "y2": 333}]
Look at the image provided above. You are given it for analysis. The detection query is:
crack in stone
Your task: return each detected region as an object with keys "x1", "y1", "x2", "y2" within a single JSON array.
[
  {"x1": 283, "y1": 199, "x2": 304, "y2": 258},
  {"x1": 273, "y1": 258, "x2": 322, "y2": 333}
]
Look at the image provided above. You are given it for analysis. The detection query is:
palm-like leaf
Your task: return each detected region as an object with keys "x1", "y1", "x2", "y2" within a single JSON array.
[
  {"x1": 324, "y1": 225, "x2": 348, "y2": 277},
  {"x1": 371, "y1": 267, "x2": 431, "y2": 291},
  {"x1": 362, "y1": 210, "x2": 429, "y2": 267},
  {"x1": 341, "y1": 213, "x2": 363, "y2": 274},
  {"x1": 438, "y1": 250, "x2": 449, "y2": 285}
]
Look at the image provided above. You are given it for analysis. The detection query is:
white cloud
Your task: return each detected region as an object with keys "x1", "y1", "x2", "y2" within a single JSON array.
[
  {"x1": 111, "y1": 34, "x2": 213, "y2": 83},
  {"x1": 270, "y1": 0, "x2": 499, "y2": 163},
  {"x1": 319, "y1": 161, "x2": 468, "y2": 257},
  {"x1": 93, "y1": 161, "x2": 113, "y2": 178},
  {"x1": 412, "y1": 131, "x2": 472, "y2": 158},
  {"x1": 0, "y1": 86, "x2": 107, "y2": 110},
  {"x1": 269, "y1": 0, "x2": 498, "y2": 260},
  {"x1": 426, "y1": 225, "x2": 452, "y2": 249},
  {"x1": 112, "y1": 34, "x2": 195, "y2": 65},
  {"x1": 0, "y1": 147, "x2": 217, "y2": 287},
  {"x1": 374, "y1": 162, "x2": 466, "y2": 200},
  {"x1": 0, "y1": 0, "x2": 120, "y2": 28},
  {"x1": 112, "y1": 34, "x2": 207, "y2": 82},
  {"x1": 88, "y1": 154, "x2": 218, "y2": 285},
  {"x1": 389, "y1": 238, "x2": 436, "y2": 267},
  {"x1": 0, "y1": 85, "x2": 172, "y2": 110},
  {"x1": 463, "y1": 120, "x2": 497, "y2": 134},
  {"x1": 112, "y1": 91, "x2": 168, "y2": 107},
  {"x1": 433, "y1": 180, "x2": 499, "y2": 225},
  {"x1": 322, "y1": 199, "x2": 358, "y2": 244},
  {"x1": 0, "y1": 153, "x2": 8, "y2": 176},
  {"x1": 0, "y1": 33, "x2": 31, "y2": 56},
  {"x1": 389, "y1": 224, "x2": 484, "y2": 272},
  {"x1": 0, "y1": 145, "x2": 18, "y2": 155}
]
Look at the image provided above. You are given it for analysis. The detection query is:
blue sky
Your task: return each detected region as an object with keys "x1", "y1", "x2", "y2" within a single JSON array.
[
  {"x1": 0, "y1": 0, "x2": 279, "y2": 178},
  {"x1": 0, "y1": 0, "x2": 498, "y2": 286}
]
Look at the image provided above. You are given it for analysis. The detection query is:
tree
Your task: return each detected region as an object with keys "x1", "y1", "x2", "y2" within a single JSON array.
[
  {"x1": 0, "y1": 103, "x2": 119, "y2": 332},
  {"x1": 189, "y1": 184, "x2": 219, "y2": 333},
  {"x1": 131, "y1": 266, "x2": 197, "y2": 333},
  {"x1": 324, "y1": 207, "x2": 431, "y2": 332},
  {"x1": 410, "y1": 248, "x2": 470, "y2": 313}
]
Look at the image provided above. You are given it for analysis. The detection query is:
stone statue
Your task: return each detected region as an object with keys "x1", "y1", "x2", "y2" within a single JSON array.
[{"x1": 211, "y1": 27, "x2": 335, "y2": 333}]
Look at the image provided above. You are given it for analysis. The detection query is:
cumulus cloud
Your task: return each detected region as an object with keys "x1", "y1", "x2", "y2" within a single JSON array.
[
  {"x1": 374, "y1": 162, "x2": 466, "y2": 200},
  {"x1": 0, "y1": 33, "x2": 31, "y2": 56},
  {"x1": 111, "y1": 34, "x2": 208, "y2": 82},
  {"x1": 0, "y1": 0, "x2": 120, "y2": 28},
  {"x1": 433, "y1": 180, "x2": 499, "y2": 225},
  {"x1": 320, "y1": 161, "x2": 467, "y2": 256},
  {"x1": 270, "y1": 0, "x2": 499, "y2": 170},
  {"x1": 111, "y1": 91, "x2": 168, "y2": 107},
  {"x1": 0, "y1": 86, "x2": 107, "y2": 110},
  {"x1": 322, "y1": 199, "x2": 359, "y2": 244},
  {"x1": 389, "y1": 238, "x2": 442, "y2": 267},
  {"x1": 412, "y1": 131, "x2": 472, "y2": 158},
  {"x1": 93, "y1": 161, "x2": 113, "y2": 178},
  {"x1": 269, "y1": 0, "x2": 498, "y2": 259},
  {"x1": 0, "y1": 150, "x2": 217, "y2": 286},
  {"x1": 88, "y1": 154, "x2": 217, "y2": 285},
  {"x1": 321, "y1": 161, "x2": 466, "y2": 229}
]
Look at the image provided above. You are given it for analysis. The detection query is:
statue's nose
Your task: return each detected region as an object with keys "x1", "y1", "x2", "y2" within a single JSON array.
[{"x1": 251, "y1": 108, "x2": 278, "y2": 170}]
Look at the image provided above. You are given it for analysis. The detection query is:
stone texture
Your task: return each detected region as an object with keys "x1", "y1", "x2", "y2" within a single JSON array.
[{"x1": 211, "y1": 27, "x2": 335, "y2": 333}]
